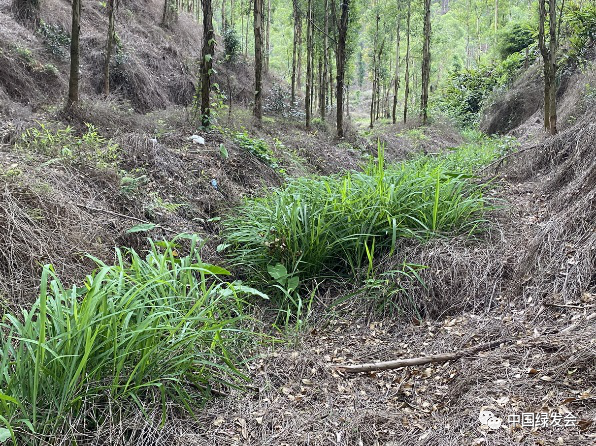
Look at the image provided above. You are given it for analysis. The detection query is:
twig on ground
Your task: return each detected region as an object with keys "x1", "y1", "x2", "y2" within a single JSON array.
[
  {"x1": 334, "y1": 339, "x2": 506, "y2": 373},
  {"x1": 543, "y1": 302, "x2": 586, "y2": 310},
  {"x1": 74, "y1": 203, "x2": 179, "y2": 234},
  {"x1": 336, "y1": 315, "x2": 596, "y2": 374},
  {"x1": 479, "y1": 146, "x2": 535, "y2": 174}
]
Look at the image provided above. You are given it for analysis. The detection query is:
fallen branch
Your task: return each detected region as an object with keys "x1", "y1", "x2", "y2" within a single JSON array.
[
  {"x1": 334, "y1": 339, "x2": 506, "y2": 373},
  {"x1": 479, "y1": 146, "x2": 535, "y2": 174},
  {"x1": 74, "y1": 203, "x2": 179, "y2": 234},
  {"x1": 543, "y1": 302, "x2": 586, "y2": 310}
]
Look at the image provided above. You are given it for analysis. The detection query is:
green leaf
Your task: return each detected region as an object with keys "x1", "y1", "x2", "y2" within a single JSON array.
[
  {"x1": 219, "y1": 144, "x2": 229, "y2": 160},
  {"x1": 204, "y1": 54, "x2": 213, "y2": 62},
  {"x1": 267, "y1": 263, "x2": 288, "y2": 281},
  {"x1": 198, "y1": 264, "x2": 231, "y2": 276},
  {"x1": 0, "y1": 428, "x2": 11, "y2": 443},
  {"x1": 231, "y1": 283, "x2": 269, "y2": 300},
  {"x1": 216, "y1": 243, "x2": 231, "y2": 252},
  {"x1": 126, "y1": 223, "x2": 157, "y2": 234},
  {"x1": 287, "y1": 275, "x2": 299, "y2": 292}
]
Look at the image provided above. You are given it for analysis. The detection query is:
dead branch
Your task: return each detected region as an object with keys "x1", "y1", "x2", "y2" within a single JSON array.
[
  {"x1": 334, "y1": 339, "x2": 506, "y2": 373},
  {"x1": 479, "y1": 146, "x2": 535, "y2": 174},
  {"x1": 74, "y1": 203, "x2": 178, "y2": 234}
]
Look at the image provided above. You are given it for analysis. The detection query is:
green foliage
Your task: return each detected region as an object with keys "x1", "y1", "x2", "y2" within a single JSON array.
[
  {"x1": 233, "y1": 132, "x2": 279, "y2": 168},
  {"x1": 18, "y1": 122, "x2": 120, "y2": 167},
  {"x1": 119, "y1": 169, "x2": 148, "y2": 195},
  {"x1": 222, "y1": 140, "x2": 506, "y2": 312},
  {"x1": 12, "y1": 46, "x2": 35, "y2": 65},
  {"x1": 0, "y1": 235, "x2": 265, "y2": 441},
  {"x1": 497, "y1": 22, "x2": 535, "y2": 60},
  {"x1": 223, "y1": 27, "x2": 242, "y2": 62},
  {"x1": 564, "y1": 1, "x2": 596, "y2": 63},
  {"x1": 437, "y1": 51, "x2": 526, "y2": 127},
  {"x1": 37, "y1": 21, "x2": 70, "y2": 59}
]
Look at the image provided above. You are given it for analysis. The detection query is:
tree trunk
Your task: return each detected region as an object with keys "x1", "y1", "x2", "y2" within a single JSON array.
[
  {"x1": 420, "y1": 0, "x2": 431, "y2": 125},
  {"x1": 547, "y1": 0, "x2": 557, "y2": 134},
  {"x1": 538, "y1": 0, "x2": 558, "y2": 134},
  {"x1": 370, "y1": 76, "x2": 376, "y2": 129},
  {"x1": 440, "y1": 0, "x2": 449, "y2": 14},
  {"x1": 403, "y1": 0, "x2": 410, "y2": 123},
  {"x1": 221, "y1": 0, "x2": 226, "y2": 29},
  {"x1": 336, "y1": 0, "x2": 349, "y2": 137},
  {"x1": 494, "y1": 0, "x2": 498, "y2": 37},
  {"x1": 253, "y1": 0, "x2": 264, "y2": 120},
  {"x1": 320, "y1": 0, "x2": 328, "y2": 121},
  {"x1": 346, "y1": 81, "x2": 350, "y2": 118},
  {"x1": 392, "y1": 11, "x2": 400, "y2": 124},
  {"x1": 162, "y1": 0, "x2": 177, "y2": 27},
  {"x1": 103, "y1": 0, "x2": 117, "y2": 96},
  {"x1": 200, "y1": 0, "x2": 215, "y2": 127},
  {"x1": 230, "y1": 0, "x2": 234, "y2": 27},
  {"x1": 305, "y1": 0, "x2": 313, "y2": 129},
  {"x1": 291, "y1": 0, "x2": 299, "y2": 104},
  {"x1": 264, "y1": 0, "x2": 270, "y2": 74},
  {"x1": 67, "y1": 0, "x2": 81, "y2": 109},
  {"x1": 12, "y1": 0, "x2": 41, "y2": 26}
]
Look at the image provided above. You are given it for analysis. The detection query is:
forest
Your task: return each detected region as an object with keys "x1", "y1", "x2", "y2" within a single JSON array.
[{"x1": 0, "y1": 0, "x2": 594, "y2": 444}]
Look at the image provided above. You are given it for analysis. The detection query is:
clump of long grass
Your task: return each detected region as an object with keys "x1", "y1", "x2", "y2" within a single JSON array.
[
  {"x1": 0, "y1": 235, "x2": 264, "y2": 443},
  {"x1": 222, "y1": 140, "x2": 506, "y2": 291}
]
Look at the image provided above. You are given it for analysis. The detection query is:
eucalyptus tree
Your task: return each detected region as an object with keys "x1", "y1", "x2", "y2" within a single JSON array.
[
  {"x1": 200, "y1": 0, "x2": 215, "y2": 127},
  {"x1": 67, "y1": 0, "x2": 81, "y2": 108}
]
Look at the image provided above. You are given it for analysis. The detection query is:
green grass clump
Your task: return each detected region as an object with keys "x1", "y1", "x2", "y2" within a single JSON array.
[
  {"x1": 222, "y1": 141, "x2": 502, "y2": 293},
  {"x1": 0, "y1": 235, "x2": 265, "y2": 442}
]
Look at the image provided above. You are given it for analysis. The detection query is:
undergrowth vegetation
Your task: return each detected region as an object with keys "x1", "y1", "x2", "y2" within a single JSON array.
[
  {"x1": 0, "y1": 235, "x2": 265, "y2": 443},
  {"x1": 222, "y1": 136, "x2": 514, "y2": 315},
  {"x1": 17, "y1": 122, "x2": 120, "y2": 167},
  {"x1": 437, "y1": 50, "x2": 529, "y2": 127}
]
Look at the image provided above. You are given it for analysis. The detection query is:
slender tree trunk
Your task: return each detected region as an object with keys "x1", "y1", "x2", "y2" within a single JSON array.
[
  {"x1": 291, "y1": 0, "x2": 299, "y2": 104},
  {"x1": 318, "y1": 55, "x2": 324, "y2": 119},
  {"x1": 305, "y1": 0, "x2": 313, "y2": 128},
  {"x1": 253, "y1": 0, "x2": 264, "y2": 120},
  {"x1": 370, "y1": 13, "x2": 379, "y2": 129},
  {"x1": 12, "y1": 0, "x2": 41, "y2": 26},
  {"x1": 221, "y1": 0, "x2": 226, "y2": 29},
  {"x1": 230, "y1": 0, "x2": 234, "y2": 27},
  {"x1": 103, "y1": 0, "x2": 117, "y2": 96},
  {"x1": 200, "y1": 0, "x2": 215, "y2": 126},
  {"x1": 264, "y1": 0, "x2": 270, "y2": 74},
  {"x1": 245, "y1": 0, "x2": 252, "y2": 57},
  {"x1": 494, "y1": 0, "x2": 498, "y2": 37},
  {"x1": 538, "y1": 0, "x2": 558, "y2": 134},
  {"x1": 162, "y1": 0, "x2": 176, "y2": 27},
  {"x1": 329, "y1": 60, "x2": 333, "y2": 107},
  {"x1": 67, "y1": 0, "x2": 81, "y2": 109},
  {"x1": 320, "y1": 0, "x2": 328, "y2": 121},
  {"x1": 420, "y1": 0, "x2": 431, "y2": 124},
  {"x1": 336, "y1": 0, "x2": 349, "y2": 137},
  {"x1": 403, "y1": 0, "x2": 411, "y2": 123},
  {"x1": 392, "y1": 11, "x2": 400, "y2": 124},
  {"x1": 547, "y1": 0, "x2": 557, "y2": 134},
  {"x1": 346, "y1": 80, "x2": 351, "y2": 118},
  {"x1": 297, "y1": 10, "x2": 303, "y2": 90}
]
